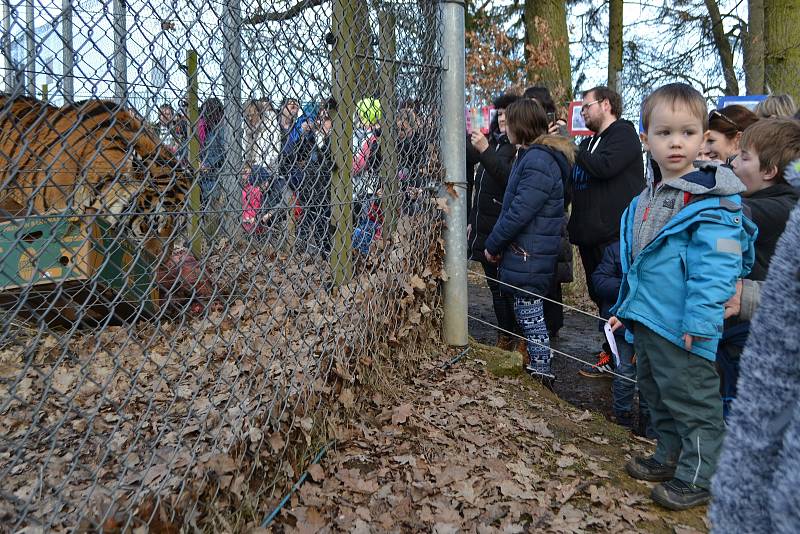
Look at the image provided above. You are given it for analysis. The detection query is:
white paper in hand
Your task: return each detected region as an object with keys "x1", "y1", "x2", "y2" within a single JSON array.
[{"x1": 604, "y1": 322, "x2": 621, "y2": 367}]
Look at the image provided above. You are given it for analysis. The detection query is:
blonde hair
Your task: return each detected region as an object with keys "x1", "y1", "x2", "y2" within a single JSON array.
[{"x1": 754, "y1": 95, "x2": 797, "y2": 119}]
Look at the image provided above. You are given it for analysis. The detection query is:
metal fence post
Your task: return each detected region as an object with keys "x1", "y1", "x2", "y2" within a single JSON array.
[
  {"x1": 440, "y1": 0, "x2": 468, "y2": 347},
  {"x1": 113, "y1": 0, "x2": 127, "y2": 103},
  {"x1": 2, "y1": 0, "x2": 12, "y2": 93},
  {"x1": 187, "y1": 49, "x2": 202, "y2": 259},
  {"x1": 25, "y1": 0, "x2": 34, "y2": 96},
  {"x1": 222, "y1": 0, "x2": 243, "y2": 238},
  {"x1": 61, "y1": 0, "x2": 73, "y2": 103}
]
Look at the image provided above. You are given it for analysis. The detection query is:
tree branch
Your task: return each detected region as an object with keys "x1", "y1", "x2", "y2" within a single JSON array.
[{"x1": 245, "y1": 0, "x2": 330, "y2": 25}]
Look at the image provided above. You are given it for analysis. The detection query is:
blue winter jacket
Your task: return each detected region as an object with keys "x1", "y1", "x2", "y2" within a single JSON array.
[
  {"x1": 611, "y1": 166, "x2": 757, "y2": 361},
  {"x1": 484, "y1": 136, "x2": 572, "y2": 298}
]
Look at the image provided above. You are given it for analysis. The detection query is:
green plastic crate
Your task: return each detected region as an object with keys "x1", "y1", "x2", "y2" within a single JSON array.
[{"x1": 0, "y1": 212, "x2": 160, "y2": 327}]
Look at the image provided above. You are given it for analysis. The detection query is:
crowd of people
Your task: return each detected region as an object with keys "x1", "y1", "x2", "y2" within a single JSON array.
[
  {"x1": 150, "y1": 95, "x2": 436, "y2": 256},
  {"x1": 466, "y1": 83, "x2": 800, "y2": 519}
]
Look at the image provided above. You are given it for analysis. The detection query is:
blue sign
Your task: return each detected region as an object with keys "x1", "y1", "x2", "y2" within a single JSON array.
[{"x1": 716, "y1": 95, "x2": 768, "y2": 111}]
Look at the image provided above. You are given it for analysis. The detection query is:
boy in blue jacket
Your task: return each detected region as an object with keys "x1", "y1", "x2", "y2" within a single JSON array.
[{"x1": 608, "y1": 83, "x2": 757, "y2": 511}]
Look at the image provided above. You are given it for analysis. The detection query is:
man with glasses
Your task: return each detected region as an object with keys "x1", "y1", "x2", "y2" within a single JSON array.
[{"x1": 569, "y1": 86, "x2": 645, "y2": 378}]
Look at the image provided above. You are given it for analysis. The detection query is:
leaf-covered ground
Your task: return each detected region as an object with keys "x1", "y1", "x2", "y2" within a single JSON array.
[{"x1": 267, "y1": 343, "x2": 710, "y2": 533}]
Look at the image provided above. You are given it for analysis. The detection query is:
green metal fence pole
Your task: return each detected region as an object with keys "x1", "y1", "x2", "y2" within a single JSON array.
[
  {"x1": 41, "y1": 83, "x2": 47, "y2": 101},
  {"x1": 187, "y1": 49, "x2": 202, "y2": 259}
]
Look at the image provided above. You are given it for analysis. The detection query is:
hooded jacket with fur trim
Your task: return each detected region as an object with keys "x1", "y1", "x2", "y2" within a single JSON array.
[{"x1": 485, "y1": 135, "x2": 575, "y2": 297}]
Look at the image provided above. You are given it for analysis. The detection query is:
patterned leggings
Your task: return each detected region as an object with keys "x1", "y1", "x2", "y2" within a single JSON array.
[{"x1": 514, "y1": 297, "x2": 552, "y2": 378}]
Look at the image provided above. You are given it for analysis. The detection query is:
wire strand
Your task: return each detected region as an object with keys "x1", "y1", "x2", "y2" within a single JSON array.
[
  {"x1": 467, "y1": 268, "x2": 609, "y2": 323},
  {"x1": 467, "y1": 314, "x2": 636, "y2": 384}
]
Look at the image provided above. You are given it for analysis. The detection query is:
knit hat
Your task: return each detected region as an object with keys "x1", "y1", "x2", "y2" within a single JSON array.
[{"x1": 357, "y1": 98, "x2": 382, "y2": 126}]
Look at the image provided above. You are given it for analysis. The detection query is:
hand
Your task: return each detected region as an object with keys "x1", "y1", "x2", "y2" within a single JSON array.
[
  {"x1": 608, "y1": 316, "x2": 624, "y2": 333},
  {"x1": 724, "y1": 279, "x2": 743, "y2": 319},
  {"x1": 470, "y1": 130, "x2": 490, "y2": 153},
  {"x1": 467, "y1": 224, "x2": 472, "y2": 240},
  {"x1": 683, "y1": 333, "x2": 711, "y2": 351},
  {"x1": 548, "y1": 122, "x2": 561, "y2": 135},
  {"x1": 484, "y1": 249, "x2": 501, "y2": 264}
]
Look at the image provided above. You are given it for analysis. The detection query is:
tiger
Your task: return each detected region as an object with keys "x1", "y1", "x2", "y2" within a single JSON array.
[{"x1": 0, "y1": 93, "x2": 192, "y2": 260}]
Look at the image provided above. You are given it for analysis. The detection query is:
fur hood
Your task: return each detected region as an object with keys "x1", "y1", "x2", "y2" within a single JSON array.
[{"x1": 533, "y1": 134, "x2": 577, "y2": 165}]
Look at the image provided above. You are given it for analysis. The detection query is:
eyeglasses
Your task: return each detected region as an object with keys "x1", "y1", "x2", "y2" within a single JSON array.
[
  {"x1": 709, "y1": 109, "x2": 741, "y2": 131},
  {"x1": 581, "y1": 99, "x2": 602, "y2": 112}
]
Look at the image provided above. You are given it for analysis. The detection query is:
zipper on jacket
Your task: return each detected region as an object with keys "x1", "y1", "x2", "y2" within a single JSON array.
[
  {"x1": 492, "y1": 197, "x2": 502, "y2": 206},
  {"x1": 510, "y1": 243, "x2": 529, "y2": 262},
  {"x1": 635, "y1": 188, "x2": 658, "y2": 252}
]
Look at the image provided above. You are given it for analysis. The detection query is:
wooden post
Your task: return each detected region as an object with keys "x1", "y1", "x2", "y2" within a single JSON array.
[
  {"x1": 378, "y1": 7, "x2": 399, "y2": 239},
  {"x1": 329, "y1": 0, "x2": 357, "y2": 285},
  {"x1": 187, "y1": 50, "x2": 202, "y2": 259}
]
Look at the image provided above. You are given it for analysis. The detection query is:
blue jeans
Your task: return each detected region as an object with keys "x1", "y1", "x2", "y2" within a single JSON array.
[{"x1": 612, "y1": 334, "x2": 650, "y2": 421}]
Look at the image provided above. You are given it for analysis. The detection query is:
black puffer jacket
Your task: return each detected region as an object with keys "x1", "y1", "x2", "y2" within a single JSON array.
[
  {"x1": 467, "y1": 130, "x2": 517, "y2": 260},
  {"x1": 568, "y1": 119, "x2": 645, "y2": 247},
  {"x1": 743, "y1": 183, "x2": 799, "y2": 281}
]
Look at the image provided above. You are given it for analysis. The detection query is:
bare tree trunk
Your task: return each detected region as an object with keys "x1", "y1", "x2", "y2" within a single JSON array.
[
  {"x1": 607, "y1": 0, "x2": 623, "y2": 93},
  {"x1": 744, "y1": 0, "x2": 765, "y2": 94},
  {"x1": 765, "y1": 0, "x2": 800, "y2": 101},
  {"x1": 523, "y1": 0, "x2": 572, "y2": 104},
  {"x1": 704, "y1": 0, "x2": 739, "y2": 96}
]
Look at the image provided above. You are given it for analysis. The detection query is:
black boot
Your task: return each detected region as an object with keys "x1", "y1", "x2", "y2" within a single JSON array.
[
  {"x1": 651, "y1": 479, "x2": 711, "y2": 510},
  {"x1": 614, "y1": 411, "x2": 634, "y2": 431},
  {"x1": 625, "y1": 455, "x2": 676, "y2": 482}
]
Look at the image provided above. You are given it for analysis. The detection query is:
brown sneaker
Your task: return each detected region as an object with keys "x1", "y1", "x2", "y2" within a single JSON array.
[
  {"x1": 516, "y1": 339, "x2": 530, "y2": 367},
  {"x1": 495, "y1": 334, "x2": 513, "y2": 351}
]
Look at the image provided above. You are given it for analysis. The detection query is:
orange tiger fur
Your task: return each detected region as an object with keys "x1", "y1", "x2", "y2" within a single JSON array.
[{"x1": 0, "y1": 94, "x2": 191, "y2": 259}]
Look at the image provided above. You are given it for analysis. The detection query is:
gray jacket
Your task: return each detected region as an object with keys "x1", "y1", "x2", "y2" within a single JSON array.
[
  {"x1": 632, "y1": 160, "x2": 745, "y2": 259},
  {"x1": 710, "y1": 202, "x2": 800, "y2": 533}
]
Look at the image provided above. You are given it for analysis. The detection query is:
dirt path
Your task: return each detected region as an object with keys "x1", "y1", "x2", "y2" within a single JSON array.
[{"x1": 267, "y1": 346, "x2": 708, "y2": 533}]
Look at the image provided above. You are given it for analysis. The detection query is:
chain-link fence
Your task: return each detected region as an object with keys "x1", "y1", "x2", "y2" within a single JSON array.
[{"x1": 0, "y1": 0, "x2": 447, "y2": 529}]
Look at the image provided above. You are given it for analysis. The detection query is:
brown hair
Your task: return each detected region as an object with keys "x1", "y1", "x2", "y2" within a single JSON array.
[
  {"x1": 740, "y1": 118, "x2": 800, "y2": 183},
  {"x1": 754, "y1": 94, "x2": 797, "y2": 119},
  {"x1": 641, "y1": 83, "x2": 707, "y2": 132},
  {"x1": 708, "y1": 104, "x2": 759, "y2": 139},
  {"x1": 505, "y1": 99, "x2": 548, "y2": 145},
  {"x1": 583, "y1": 86, "x2": 623, "y2": 118}
]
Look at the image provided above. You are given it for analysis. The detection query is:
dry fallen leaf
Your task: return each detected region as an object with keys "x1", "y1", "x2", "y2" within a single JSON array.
[
  {"x1": 392, "y1": 403, "x2": 413, "y2": 425},
  {"x1": 307, "y1": 463, "x2": 325, "y2": 482}
]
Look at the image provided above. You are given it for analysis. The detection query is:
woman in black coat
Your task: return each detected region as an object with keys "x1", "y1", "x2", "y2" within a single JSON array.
[{"x1": 467, "y1": 93, "x2": 521, "y2": 348}]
